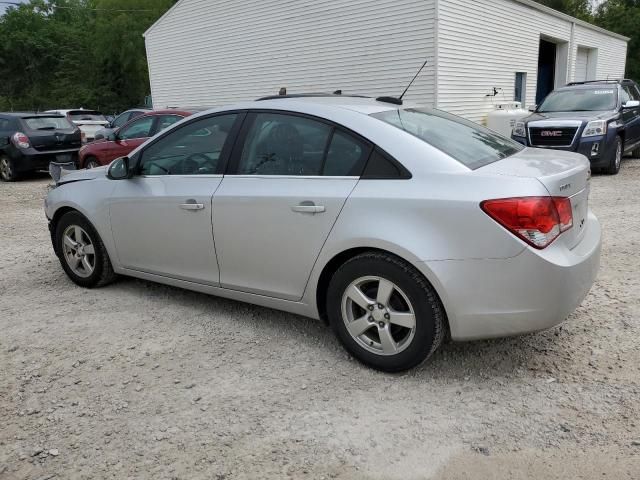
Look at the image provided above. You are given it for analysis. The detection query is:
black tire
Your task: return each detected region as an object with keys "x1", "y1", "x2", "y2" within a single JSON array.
[
  {"x1": 54, "y1": 211, "x2": 116, "y2": 288},
  {"x1": 326, "y1": 252, "x2": 445, "y2": 372},
  {"x1": 0, "y1": 155, "x2": 20, "y2": 182},
  {"x1": 605, "y1": 136, "x2": 623, "y2": 175},
  {"x1": 84, "y1": 157, "x2": 100, "y2": 169}
]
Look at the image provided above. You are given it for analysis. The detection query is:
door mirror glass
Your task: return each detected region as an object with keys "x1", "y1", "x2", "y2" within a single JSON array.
[
  {"x1": 107, "y1": 156, "x2": 130, "y2": 180},
  {"x1": 623, "y1": 100, "x2": 640, "y2": 109},
  {"x1": 107, "y1": 132, "x2": 118, "y2": 141}
]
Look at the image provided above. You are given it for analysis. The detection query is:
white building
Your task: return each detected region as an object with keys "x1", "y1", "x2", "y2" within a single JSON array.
[{"x1": 144, "y1": 0, "x2": 629, "y2": 123}]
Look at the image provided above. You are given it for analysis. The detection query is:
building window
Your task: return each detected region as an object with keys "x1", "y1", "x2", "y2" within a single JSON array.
[{"x1": 515, "y1": 72, "x2": 527, "y2": 105}]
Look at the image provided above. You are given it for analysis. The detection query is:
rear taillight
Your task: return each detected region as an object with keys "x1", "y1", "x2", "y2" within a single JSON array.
[
  {"x1": 12, "y1": 132, "x2": 30, "y2": 149},
  {"x1": 481, "y1": 196, "x2": 573, "y2": 249}
]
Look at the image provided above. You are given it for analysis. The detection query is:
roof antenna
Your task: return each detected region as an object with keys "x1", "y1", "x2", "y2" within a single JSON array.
[{"x1": 377, "y1": 59, "x2": 429, "y2": 105}]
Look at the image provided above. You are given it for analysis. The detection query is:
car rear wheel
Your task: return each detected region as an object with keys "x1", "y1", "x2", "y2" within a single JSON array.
[
  {"x1": 85, "y1": 157, "x2": 100, "y2": 169},
  {"x1": 327, "y1": 252, "x2": 445, "y2": 372},
  {"x1": 605, "y1": 136, "x2": 623, "y2": 175},
  {"x1": 0, "y1": 155, "x2": 19, "y2": 182},
  {"x1": 55, "y1": 211, "x2": 116, "y2": 288}
]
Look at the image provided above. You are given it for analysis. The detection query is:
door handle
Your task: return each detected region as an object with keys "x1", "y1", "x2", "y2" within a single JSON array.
[
  {"x1": 180, "y1": 200, "x2": 204, "y2": 211},
  {"x1": 291, "y1": 202, "x2": 326, "y2": 214}
]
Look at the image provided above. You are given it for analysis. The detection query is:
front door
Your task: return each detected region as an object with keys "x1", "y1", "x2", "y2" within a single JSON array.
[
  {"x1": 108, "y1": 113, "x2": 241, "y2": 284},
  {"x1": 622, "y1": 85, "x2": 640, "y2": 146},
  {"x1": 112, "y1": 115, "x2": 156, "y2": 155},
  {"x1": 213, "y1": 112, "x2": 372, "y2": 301}
]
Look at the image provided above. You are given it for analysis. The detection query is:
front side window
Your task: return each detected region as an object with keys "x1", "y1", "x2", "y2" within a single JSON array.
[
  {"x1": 238, "y1": 113, "x2": 332, "y2": 176},
  {"x1": 623, "y1": 86, "x2": 639, "y2": 102},
  {"x1": 112, "y1": 112, "x2": 133, "y2": 128},
  {"x1": 119, "y1": 117, "x2": 155, "y2": 140},
  {"x1": 538, "y1": 88, "x2": 618, "y2": 112},
  {"x1": 372, "y1": 108, "x2": 523, "y2": 170},
  {"x1": 140, "y1": 114, "x2": 237, "y2": 176}
]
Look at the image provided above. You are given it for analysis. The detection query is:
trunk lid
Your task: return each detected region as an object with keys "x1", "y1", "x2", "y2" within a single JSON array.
[{"x1": 479, "y1": 148, "x2": 591, "y2": 249}]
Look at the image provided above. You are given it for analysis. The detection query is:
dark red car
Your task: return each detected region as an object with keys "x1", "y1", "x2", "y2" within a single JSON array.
[{"x1": 78, "y1": 110, "x2": 194, "y2": 169}]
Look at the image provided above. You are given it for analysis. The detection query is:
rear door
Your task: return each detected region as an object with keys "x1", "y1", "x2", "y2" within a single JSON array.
[
  {"x1": 212, "y1": 111, "x2": 372, "y2": 301},
  {"x1": 622, "y1": 85, "x2": 640, "y2": 146}
]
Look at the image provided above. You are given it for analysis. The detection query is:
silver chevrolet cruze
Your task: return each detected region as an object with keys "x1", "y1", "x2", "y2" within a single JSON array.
[{"x1": 45, "y1": 96, "x2": 601, "y2": 371}]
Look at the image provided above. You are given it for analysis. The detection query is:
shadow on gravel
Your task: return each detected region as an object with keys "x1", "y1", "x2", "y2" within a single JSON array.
[{"x1": 104, "y1": 275, "x2": 547, "y2": 379}]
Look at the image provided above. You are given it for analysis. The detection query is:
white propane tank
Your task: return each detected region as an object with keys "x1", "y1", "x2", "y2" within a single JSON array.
[{"x1": 486, "y1": 102, "x2": 529, "y2": 138}]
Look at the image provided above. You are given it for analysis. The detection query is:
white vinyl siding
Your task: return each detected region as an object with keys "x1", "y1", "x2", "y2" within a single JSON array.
[
  {"x1": 436, "y1": 0, "x2": 572, "y2": 123},
  {"x1": 570, "y1": 26, "x2": 627, "y2": 83},
  {"x1": 145, "y1": 0, "x2": 437, "y2": 109}
]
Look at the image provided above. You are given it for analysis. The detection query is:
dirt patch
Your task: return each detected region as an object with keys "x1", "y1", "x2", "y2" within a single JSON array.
[{"x1": 1, "y1": 158, "x2": 639, "y2": 479}]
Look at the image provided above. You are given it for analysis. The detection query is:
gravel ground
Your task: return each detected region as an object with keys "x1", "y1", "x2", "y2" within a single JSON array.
[{"x1": 1, "y1": 158, "x2": 639, "y2": 480}]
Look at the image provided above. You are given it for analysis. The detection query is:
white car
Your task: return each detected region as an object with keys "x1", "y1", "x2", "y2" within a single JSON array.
[
  {"x1": 45, "y1": 109, "x2": 110, "y2": 143},
  {"x1": 44, "y1": 95, "x2": 601, "y2": 371}
]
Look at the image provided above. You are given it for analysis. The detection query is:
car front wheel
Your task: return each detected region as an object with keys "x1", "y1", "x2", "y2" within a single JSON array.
[
  {"x1": 55, "y1": 211, "x2": 116, "y2": 288},
  {"x1": 327, "y1": 252, "x2": 445, "y2": 372},
  {"x1": 605, "y1": 136, "x2": 623, "y2": 175}
]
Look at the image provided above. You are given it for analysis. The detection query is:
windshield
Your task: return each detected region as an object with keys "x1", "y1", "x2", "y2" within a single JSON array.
[
  {"x1": 67, "y1": 110, "x2": 107, "y2": 122},
  {"x1": 538, "y1": 88, "x2": 618, "y2": 112},
  {"x1": 371, "y1": 108, "x2": 523, "y2": 169},
  {"x1": 23, "y1": 116, "x2": 75, "y2": 130}
]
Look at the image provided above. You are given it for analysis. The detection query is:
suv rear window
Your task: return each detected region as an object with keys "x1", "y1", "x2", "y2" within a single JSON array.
[
  {"x1": 67, "y1": 111, "x2": 106, "y2": 122},
  {"x1": 23, "y1": 116, "x2": 75, "y2": 130},
  {"x1": 372, "y1": 108, "x2": 523, "y2": 169}
]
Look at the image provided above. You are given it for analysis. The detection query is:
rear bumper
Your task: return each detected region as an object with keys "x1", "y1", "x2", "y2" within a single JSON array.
[
  {"x1": 424, "y1": 211, "x2": 601, "y2": 341},
  {"x1": 9, "y1": 148, "x2": 79, "y2": 173}
]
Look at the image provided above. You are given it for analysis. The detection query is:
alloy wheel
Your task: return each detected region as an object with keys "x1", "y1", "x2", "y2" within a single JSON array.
[
  {"x1": 86, "y1": 160, "x2": 100, "y2": 169},
  {"x1": 341, "y1": 276, "x2": 417, "y2": 356},
  {"x1": 62, "y1": 225, "x2": 96, "y2": 278},
  {"x1": 615, "y1": 140, "x2": 622, "y2": 170}
]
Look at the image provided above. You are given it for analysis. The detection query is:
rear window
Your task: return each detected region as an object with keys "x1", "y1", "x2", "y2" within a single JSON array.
[
  {"x1": 23, "y1": 116, "x2": 75, "y2": 131},
  {"x1": 67, "y1": 111, "x2": 106, "y2": 122},
  {"x1": 372, "y1": 108, "x2": 523, "y2": 169}
]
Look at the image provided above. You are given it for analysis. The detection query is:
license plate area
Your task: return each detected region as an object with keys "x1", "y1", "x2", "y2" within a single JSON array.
[{"x1": 56, "y1": 153, "x2": 72, "y2": 163}]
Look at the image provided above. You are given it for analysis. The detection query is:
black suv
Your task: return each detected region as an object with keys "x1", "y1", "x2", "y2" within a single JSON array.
[
  {"x1": 0, "y1": 113, "x2": 82, "y2": 181},
  {"x1": 512, "y1": 79, "x2": 640, "y2": 175}
]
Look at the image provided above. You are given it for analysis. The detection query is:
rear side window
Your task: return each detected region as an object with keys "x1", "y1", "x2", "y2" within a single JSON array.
[
  {"x1": 372, "y1": 108, "x2": 523, "y2": 169},
  {"x1": 23, "y1": 116, "x2": 75, "y2": 130},
  {"x1": 238, "y1": 113, "x2": 332, "y2": 176},
  {"x1": 323, "y1": 131, "x2": 370, "y2": 176}
]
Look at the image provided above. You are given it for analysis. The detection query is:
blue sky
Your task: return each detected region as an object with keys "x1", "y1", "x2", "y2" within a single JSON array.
[{"x1": 0, "y1": 0, "x2": 28, "y2": 15}]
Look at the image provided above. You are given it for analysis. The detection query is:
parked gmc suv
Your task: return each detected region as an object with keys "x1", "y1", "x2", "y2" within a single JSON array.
[{"x1": 512, "y1": 79, "x2": 640, "y2": 175}]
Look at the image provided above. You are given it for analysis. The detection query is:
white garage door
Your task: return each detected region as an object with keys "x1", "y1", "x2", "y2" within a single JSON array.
[{"x1": 575, "y1": 48, "x2": 589, "y2": 82}]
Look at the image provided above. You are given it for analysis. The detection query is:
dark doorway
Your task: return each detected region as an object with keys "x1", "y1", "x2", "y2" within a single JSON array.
[{"x1": 536, "y1": 39, "x2": 557, "y2": 105}]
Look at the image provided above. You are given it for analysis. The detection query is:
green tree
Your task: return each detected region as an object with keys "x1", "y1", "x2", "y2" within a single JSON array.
[
  {"x1": 0, "y1": 0, "x2": 174, "y2": 112},
  {"x1": 594, "y1": 0, "x2": 640, "y2": 82},
  {"x1": 535, "y1": 0, "x2": 594, "y2": 20}
]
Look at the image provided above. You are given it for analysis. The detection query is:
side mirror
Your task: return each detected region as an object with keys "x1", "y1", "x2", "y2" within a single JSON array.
[
  {"x1": 623, "y1": 100, "x2": 640, "y2": 109},
  {"x1": 94, "y1": 133, "x2": 105, "y2": 141},
  {"x1": 528, "y1": 105, "x2": 537, "y2": 112},
  {"x1": 107, "y1": 156, "x2": 130, "y2": 180},
  {"x1": 107, "y1": 132, "x2": 118, "y2": 141}
]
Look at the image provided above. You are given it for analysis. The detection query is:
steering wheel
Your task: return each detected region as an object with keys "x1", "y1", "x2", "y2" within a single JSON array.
[{"x1": 182, "y1": 153, "x2": 215, "y2": 174}]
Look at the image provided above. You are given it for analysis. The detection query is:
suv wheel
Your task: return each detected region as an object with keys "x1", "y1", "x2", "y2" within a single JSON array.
[
  {"x1": 0, "y1": 155, "x2": 19, "y2": 182},
  {"x1": 605, "y1": 136, "x2": 623, "y2": 175},
  {"x1": 327, "y1": 252, "x2": 445, "y2": 372},
  {"x1": 55, "y1": 211, "x2": 116, "y2": 288}
]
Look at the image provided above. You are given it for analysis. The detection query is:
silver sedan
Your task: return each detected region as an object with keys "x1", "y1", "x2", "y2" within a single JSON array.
[{"x1": 44, "y1": 96, "x2": 601, "y2": 371}]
